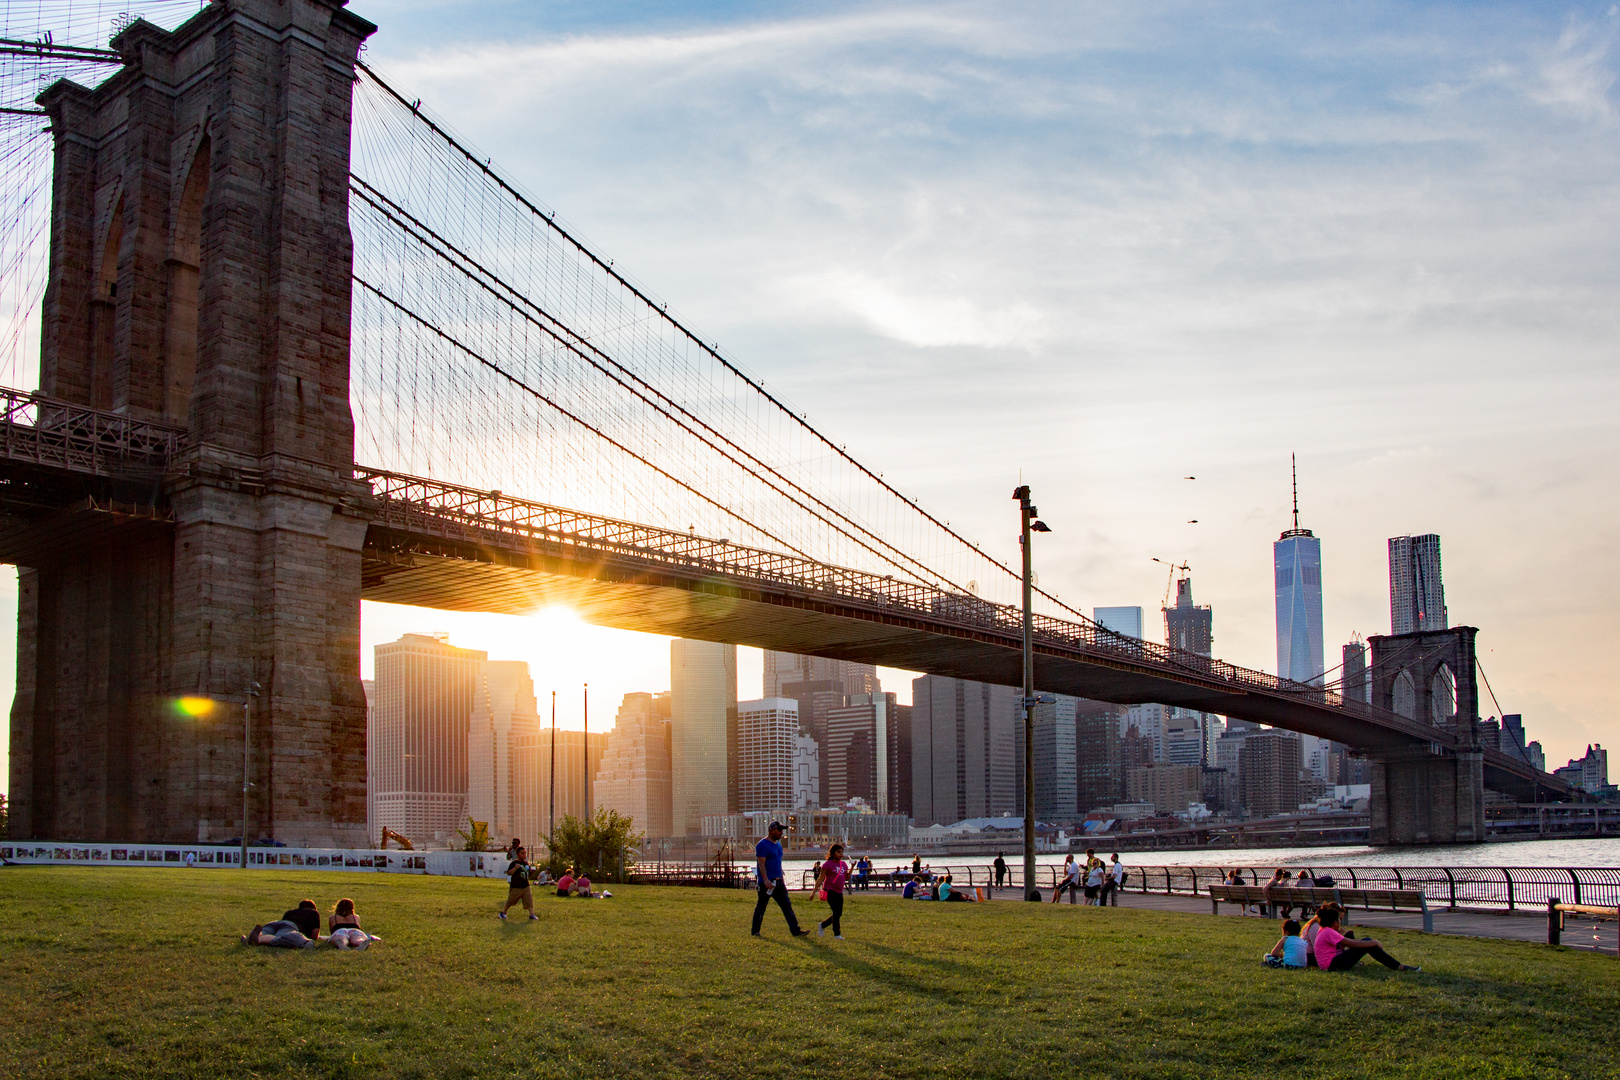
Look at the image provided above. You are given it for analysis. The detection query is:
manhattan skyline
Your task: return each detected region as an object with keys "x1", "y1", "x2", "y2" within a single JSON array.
[{"x1": 0, "y1": 0, "x2": 1612, "y2": 778}]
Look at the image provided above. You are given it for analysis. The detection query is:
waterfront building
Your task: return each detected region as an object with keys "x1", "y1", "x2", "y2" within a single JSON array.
[
  {"x1": 595, "y1": 691, "x2": 673, "y2": 839},
  {"x1": 1093, "y1": 605, "x2": 1144, "y2": 640},
  {"x1": 468, "y1": 661, "x2": 541, "y2": 846},
  {"x1": 910, "y1": 675, "x2": 1020, "y2": 826},
  {"x1": 1389, "y1": 534, "x2": 1447, "y2": 634},
  {"x1": 1075, "y1": 700, "x2": 1125, "y2": 812},
  {"x1": 1239, "y1": 730, "x2": 1303, "y2": 819},
  {"x1": 670, "y1": 639, "x2": 738, "y2": 836},
  {"x1": 370, "y1": 633, "x2": 487, "y2": 847},
  {"x1": 1555, "y1": 745, "x2": 1609, "y2": 793},
  {"x1": 1125, "y1": 764, "x2": 1203, "y2": 816},
  {"x1": 736, "y1": 697, "x2": 799, "y2": 813}
]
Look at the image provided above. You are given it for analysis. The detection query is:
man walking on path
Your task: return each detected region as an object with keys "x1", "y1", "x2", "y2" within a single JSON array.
[{"x1": 752, "y1": 821, "x2": 809, "y2": 938}]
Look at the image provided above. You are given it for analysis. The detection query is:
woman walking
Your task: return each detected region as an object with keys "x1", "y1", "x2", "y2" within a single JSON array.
[{"x1": 814, "y1": 843, "x2": 851, "y2": 940}]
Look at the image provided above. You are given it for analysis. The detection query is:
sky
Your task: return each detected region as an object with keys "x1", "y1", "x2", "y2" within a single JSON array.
[{"x1": 3, "y1": 0, "x2": 1619, "y2": 781}]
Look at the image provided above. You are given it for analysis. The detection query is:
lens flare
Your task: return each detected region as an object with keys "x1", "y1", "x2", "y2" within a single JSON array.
[{"x1": 175, "y1": 696, "x2": 215, "y2": 718}]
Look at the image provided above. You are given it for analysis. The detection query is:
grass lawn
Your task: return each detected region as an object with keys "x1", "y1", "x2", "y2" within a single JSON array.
[{"x1": 0, "y1": 868, "x2": 1616, "y2": 1079}]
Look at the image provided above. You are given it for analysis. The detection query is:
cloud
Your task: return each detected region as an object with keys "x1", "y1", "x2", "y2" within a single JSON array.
[{"x1": 1529, "y1": 13, "x2": 1618, "y2": 117}]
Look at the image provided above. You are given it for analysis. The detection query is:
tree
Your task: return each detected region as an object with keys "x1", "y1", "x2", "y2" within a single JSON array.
[
  {"x1": 544, "y1": 808, "x2": 642, "y2": 880},
  {"x1": 456, "y1": 817, "x2": 494, "y2": 852}
]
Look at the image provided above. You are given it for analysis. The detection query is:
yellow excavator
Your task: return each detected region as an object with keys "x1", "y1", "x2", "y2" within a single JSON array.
[{"x1": 379, "y1": 827, "x2": 415, "y2": 851}]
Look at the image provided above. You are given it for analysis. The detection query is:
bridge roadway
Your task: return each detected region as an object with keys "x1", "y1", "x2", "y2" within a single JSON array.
[{"x1": 0, "y1": 388, "x2": 1568, "y2": 800}]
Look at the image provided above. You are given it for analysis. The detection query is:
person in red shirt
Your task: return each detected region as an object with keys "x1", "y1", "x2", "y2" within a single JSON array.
[
  {"x1": 813, "y1": 843, "x2": 850, "y2": 939},
  {"x1": 555, "y1": 869, "x2": 575, "y2": 897},
  {"x1": 1313, "y1": 907, "x2": 1420, "y2": 972}
]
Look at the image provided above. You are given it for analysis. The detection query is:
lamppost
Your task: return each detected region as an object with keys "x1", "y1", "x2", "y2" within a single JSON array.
[
  {"x1": 241, "y1": 680, "x2": 261, "y2": 870},
  {"x1": 1013, "y1": 485, "x2": 1051, "y2": 899}
]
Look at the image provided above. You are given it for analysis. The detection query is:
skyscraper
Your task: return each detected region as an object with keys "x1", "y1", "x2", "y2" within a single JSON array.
[
  {"x1": 1032, "y1": 694, "x2": 1078, "y2": 823},
  {"x1": 1389, "y1": 534, "x2": 1447, "y2": 634},
  {"x1": 1075, "y1": 700, "x2": 1124, "y2": 812},
  {"x1": 1274, "y1": 459, "x2": 1324, "y2": 686},
  {"x1": 1164, "y1": 578, "x2": 1218, "y2": 766},
  {"x1": 1240, "y1": 731, "x2": 1303, "y2": 819},
  {"x1": 468, "y1": 660, "x2": 542, "y2": 846},
  {"x1": 512, "y1": 727, "x2": 606, "y2": 842},
  {"x1": 910, "y1": 675, "x2": 1020, "y2": 826},
  {"x1": 1093, "y1": 606, "x2": 1144, "y2": 640},
  {"x1": 595, "y1": 691, "x2": 674, "y2": 839},
  {"x1": 824, "y1": 692, "x2": 905, "y2": 813},
  {"x1": 735, "y1": 698, "x2": 799, "y2": 812},
  {"x1": 669, "y1": 638, "x2": 738, "y2": 836},
  {"x1": 762, "y1": 652, "x2": 877, "y2": 701},
  {"x1": 1342, "y1": 637, "x2": 1370, "y2": 705},
  {"x1": 370, "y1": 633, "x2": 487, "y2": 847}
]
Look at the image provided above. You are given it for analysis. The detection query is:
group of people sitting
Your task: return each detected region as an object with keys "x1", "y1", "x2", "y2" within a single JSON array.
[
  {"x1": 1264, "y1": 903, "x2": 1420, "y2": 973},
  {"x1": 242, "y1": 898, "x2": 379, "y2": 950},
  {"x1": 901, "y1": 872, "x2": 977, "y2": 902},
  {"x1": 498, "y1": 842, "x2": 609, "y2": 920},
  {"x1": 1053, "y1": 850, "x2": 1124, "y2": 905}
]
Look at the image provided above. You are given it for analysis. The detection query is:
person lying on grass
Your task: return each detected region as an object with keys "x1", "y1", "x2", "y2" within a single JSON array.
[
  {"x1": 242, "y1": 899, "x2": 321, "y2": 949},
  {"x1": 326, "y1": 898, "x2": 381, "y2": 949},
  {"x1": 1264, "y1": 919, "x2": 1308, "y2": 968},
  {"x1": 1313, "y1": 907, "x2": 1420, "y2": 973}
]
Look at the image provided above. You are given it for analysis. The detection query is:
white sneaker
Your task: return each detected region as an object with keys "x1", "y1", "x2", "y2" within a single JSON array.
[
  {"x1": 818, "y1": 925, "x2": 825, "y2": 937},
  {"x1": 834, "y1": 934, "x2": 844, "y2": 940}
]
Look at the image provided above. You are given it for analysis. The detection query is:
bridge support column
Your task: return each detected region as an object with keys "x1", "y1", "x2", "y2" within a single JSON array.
[
  {"x1": 1369, "y1": 749, "x2": 1485, "y2": 845},
  {"x1": 8, "y1": 0, "x2": 374, "y2": 845}
]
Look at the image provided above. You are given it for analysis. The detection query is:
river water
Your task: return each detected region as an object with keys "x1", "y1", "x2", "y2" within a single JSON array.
[{"x1": 776, "y1": 836, "x2": 1620, "y2": 870}]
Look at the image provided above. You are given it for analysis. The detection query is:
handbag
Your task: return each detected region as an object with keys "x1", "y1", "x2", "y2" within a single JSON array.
[{"x1": 817, "y1": 888, "x2": 827, "y2": 901}]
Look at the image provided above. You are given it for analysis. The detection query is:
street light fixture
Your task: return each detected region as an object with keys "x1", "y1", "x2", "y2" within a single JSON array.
[
  {"x1": 241, "y1": 680, "x2": 261, "y2": 870},
  {"x1": 1013, "y1": 485, "x2": 1050, "y2": 899}
]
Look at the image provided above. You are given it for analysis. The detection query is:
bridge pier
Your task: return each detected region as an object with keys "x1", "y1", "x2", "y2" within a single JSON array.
[
  {"x1": 6, "y1": 0, "x2": 375, "y2": 845},
  {"x1": 1368, "y1": 748, "x2": 1485, "y2": 845}
]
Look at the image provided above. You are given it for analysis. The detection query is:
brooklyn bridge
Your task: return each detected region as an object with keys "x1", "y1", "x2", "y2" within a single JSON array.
[{"x1": 0, "y1": 0, "x2": 1570, "y2": 850}]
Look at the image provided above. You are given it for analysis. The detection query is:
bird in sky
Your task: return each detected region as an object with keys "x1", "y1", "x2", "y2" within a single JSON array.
[
  {"x1": 1187, "y1": 519, "x2": 1199, "y2": 524},
  {"x1": 1184, "y1": 476, "x2": 1196, "y2": 480}
]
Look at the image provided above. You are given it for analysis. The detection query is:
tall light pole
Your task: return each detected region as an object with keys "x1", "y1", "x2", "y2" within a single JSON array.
[
  {"x1": 549, "y1": 690, "x2": 557, "y2": 838},
  {"x1": 240, "y1": 680, "x2": 261, "y2": 870},
  {"x1": 1013, "y1": 485, "x2": 1050, "y2": 899},
  {"x1": 583, "y1": 682, "x2": 590, "y2": 818}
]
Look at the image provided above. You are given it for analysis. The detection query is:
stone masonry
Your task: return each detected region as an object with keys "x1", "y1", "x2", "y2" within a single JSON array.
[{"x1": 8, "y1": 0, "x2": 375, "y2": 844}]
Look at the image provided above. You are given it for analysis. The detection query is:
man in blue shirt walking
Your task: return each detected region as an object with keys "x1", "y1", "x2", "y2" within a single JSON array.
[{"x1": 752, "y1": 820, "x2": 809, "y2": 938}]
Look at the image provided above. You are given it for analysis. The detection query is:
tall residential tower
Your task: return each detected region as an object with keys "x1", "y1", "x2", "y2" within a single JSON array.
[{"x1": 1389, "y1": 534, "x2": 1447, "y2": 634}]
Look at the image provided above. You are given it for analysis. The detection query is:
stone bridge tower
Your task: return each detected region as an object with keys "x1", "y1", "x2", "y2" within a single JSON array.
[
  {"x1": 1365, "y1": 626, "x2": 1486, "y2": 844},
  {"x1": 8, "y1": 0, "x2": 375, "y2": 844}
]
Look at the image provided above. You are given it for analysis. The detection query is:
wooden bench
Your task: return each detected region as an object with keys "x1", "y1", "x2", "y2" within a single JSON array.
[
  {"x1": 1547, "y1": 900, "x2": 1618, "y2": 955},
  {"x1": 1207, "y1": 884, "x2": 1432, "y2": 932}
]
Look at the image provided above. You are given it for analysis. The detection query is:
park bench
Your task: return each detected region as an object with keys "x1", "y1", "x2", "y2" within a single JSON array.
[{"x1": 1207, "y1": 884, "x2": 1433, "y2": 932}]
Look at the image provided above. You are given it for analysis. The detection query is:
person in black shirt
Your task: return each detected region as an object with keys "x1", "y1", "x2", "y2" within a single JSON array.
[
  {"x1": 242, "y1": 899, "x2": 320, "y2": 948},
  {"x1": 994, "y1": 853, "x2": 1008, "y2": 889},
  {"x1": 499, "y1": 846, "x2": 539, "y2": 921}
]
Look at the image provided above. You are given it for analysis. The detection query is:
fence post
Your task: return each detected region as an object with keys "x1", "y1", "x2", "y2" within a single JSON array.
[
  {"x1": 1548, "y1": 898, "x2": 1562, "y2": 945},
  {"x1": 1346, "y1": 867, "x2": 1357, "y2": 887},
  {"x1": 1191, "y1": 867, "x2": 1201, "y2": 896},
  {"x1": 1569, "y1": 868, "x2": 1581, "y2": 905},
  {"x1": 1504, "y1": 869, "x2": 1515, "y2": 911},
  {"x1": 1445, "y1": 868, "x2": 1456, "y2": 910}
]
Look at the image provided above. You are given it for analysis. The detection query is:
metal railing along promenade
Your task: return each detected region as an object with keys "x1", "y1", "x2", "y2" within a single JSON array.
[{"x1": 778, "y1": 862, "x2": 1620, "y2": 913}]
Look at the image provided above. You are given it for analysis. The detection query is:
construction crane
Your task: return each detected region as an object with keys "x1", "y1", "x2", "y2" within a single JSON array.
[
  {"x1": 379, "y1": 827, "x2": 415, "y2": 851},
  {"x1": 1151, "y1": 557, "x2": 1190, "y2": 608}
]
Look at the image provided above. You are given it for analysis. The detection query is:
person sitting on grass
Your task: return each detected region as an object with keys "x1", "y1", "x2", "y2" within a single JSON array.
[
  {"x1": 555, "y1": 869, "x2": 575, "y2": 897},
  {"x1": 1313, "y1": 907, "x2": 1420, "y2": 973},
  {"x1": 326, "y1": 898, "x2": 380, "y2": 949},
  {"x1": 941, "y1": 873, "x2": 975, "y2": 902},
  {"x1": 1264, "y1": 919, "x2": 1308, "y2": 969},
  {"x1": 242, "y1": 899, "x2": 321, "y2": 949},
  {"x1": 572, "y1": 871, "x2": 594, "y2": 898},
  {"x1": 902, "y1": 875, "x2": 922, "y2": 900}
]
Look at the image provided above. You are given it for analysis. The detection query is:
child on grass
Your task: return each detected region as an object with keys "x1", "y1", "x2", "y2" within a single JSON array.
[{"x1": 1264, "y1": 919, "x2": 1308, "y2": 968}]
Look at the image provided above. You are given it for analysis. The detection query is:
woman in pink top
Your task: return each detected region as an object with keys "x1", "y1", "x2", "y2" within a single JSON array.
[
  {"x1": 1313, "y1": 907, "x2": 1420, "y2": 972},
  {"x1": 814, "y1": 843, "x2": 851, "y2": 940}
]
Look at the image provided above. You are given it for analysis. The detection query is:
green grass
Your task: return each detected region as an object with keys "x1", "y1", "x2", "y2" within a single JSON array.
[{"x1": 0, "y1": 868, "x2": 1616, "y2": 1079}]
